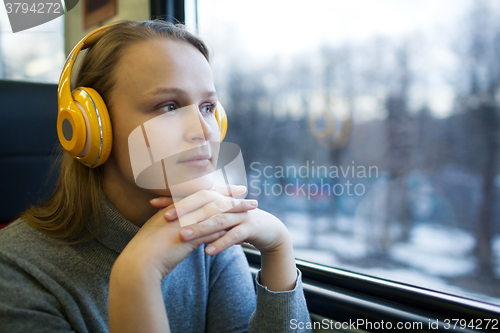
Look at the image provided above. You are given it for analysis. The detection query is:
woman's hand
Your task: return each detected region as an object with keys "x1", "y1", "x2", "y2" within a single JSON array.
[
  {"x1": 151, "y1": 186, "x2": 298, "y2": 292},
  {"x1": 112, "y1": 185, "x2": 257, "y2": 282},
  {"x1": 150, "y1": 186, "x2": 290, "y2": 257}
]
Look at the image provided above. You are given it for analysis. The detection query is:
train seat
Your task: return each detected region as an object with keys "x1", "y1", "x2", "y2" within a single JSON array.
[{"x1": 0, "y1": 80, "x2": 59, "y2": 228}]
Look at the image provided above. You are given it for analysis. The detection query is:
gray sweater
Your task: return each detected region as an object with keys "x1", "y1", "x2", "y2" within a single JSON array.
[{"x1": 0, "y1": 193, "x2": 312, "y2": 333}]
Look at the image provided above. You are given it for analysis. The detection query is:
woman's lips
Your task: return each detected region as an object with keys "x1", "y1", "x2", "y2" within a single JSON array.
[{"x1": 178, "y1": 158, "x2": 211, "y2": 168}]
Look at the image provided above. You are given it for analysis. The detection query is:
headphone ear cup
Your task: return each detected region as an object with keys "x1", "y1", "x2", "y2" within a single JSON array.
[
  {"x1": 57, "y1": 100, "x2": 87, "y2": 157},
  {"x1": 215, "y1": 102, "x2": 227, "y2": 142},
  {"x1": 71, "y1": 87, "x2": 112, "y2": 167}
]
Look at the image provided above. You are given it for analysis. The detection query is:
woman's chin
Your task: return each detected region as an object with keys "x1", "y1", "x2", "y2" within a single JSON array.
[
  {"x1": 168, "y1": 176, "x2": 214, "y2": 198},
  {"x1": 140, "y1": 173, "x2": 215, "y2": 199}
]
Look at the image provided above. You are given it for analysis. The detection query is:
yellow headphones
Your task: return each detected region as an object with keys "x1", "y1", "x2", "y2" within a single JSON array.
[{"x1": 57, "y1": 23, "x2": 228, "y2": 168}]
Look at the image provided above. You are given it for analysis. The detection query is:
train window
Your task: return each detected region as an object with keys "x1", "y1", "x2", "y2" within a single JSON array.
[
  {"x1": 0, "y1": 8, "x2": 64, "y2": 83},
  {"x1": 197, "y1": 0, "x2": 500, "y2": 307}
]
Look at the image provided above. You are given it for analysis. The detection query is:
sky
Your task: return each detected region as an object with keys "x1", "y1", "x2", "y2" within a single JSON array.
[
  {"x1": 199, "y1": 0, "x2": 472, "y2": 57},
  {"x1": 197, "y1": 0, "x2": 481, "y2": 119}
]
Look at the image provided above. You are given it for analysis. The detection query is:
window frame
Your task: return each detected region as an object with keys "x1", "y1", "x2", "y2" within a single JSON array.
[
  {"x1": 150, "y1": 0, "x2": 185, "y2": 23},
  {"x1": 243, "y1": 245, "x2": 500, "y2": 332}
]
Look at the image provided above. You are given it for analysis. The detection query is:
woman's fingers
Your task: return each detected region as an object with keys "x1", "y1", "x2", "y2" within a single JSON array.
[
  {"x1": 223, "y1": 199, "x2": 258, "y2": 213},
  {"x1": 211, "y1": 184, "x2": 247, "y2": 197},
  {"x1": 179, "y1": 212, "x2": 248, "y2": 242},
  {"x1": 205, "y1": 224, "x2": 249, "y2": 255},
  {"x1": 189, "y1": 229, "x2": 228, "y2": 248},
  {"x1": 173, "y1": 196, "x2": 249, "y2": 226},
  {"x1": 149, "y1": 196, "x2": 175, "y2": 208}
]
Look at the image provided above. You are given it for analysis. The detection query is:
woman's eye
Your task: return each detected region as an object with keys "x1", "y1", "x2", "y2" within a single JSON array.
[
  {"x1": 201, "y1": 104, "x2": 216, "y2": 114},
  {"x1": 159, "y1": 104, "x2": 176, "y2": 112}
]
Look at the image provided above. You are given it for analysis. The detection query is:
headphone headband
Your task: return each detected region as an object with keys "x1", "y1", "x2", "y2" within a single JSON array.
[{"x1": 58, "y1": 23, "x2": 120, "y2": 113}]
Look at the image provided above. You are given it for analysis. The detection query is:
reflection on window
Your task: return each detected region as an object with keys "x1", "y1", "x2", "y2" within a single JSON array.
[
  {"x1": 0, "y1": 7, "x2": 64, "y2": 83},
  {"x1": 198, "y1": 0, "x2": 500, "y2": 305}
]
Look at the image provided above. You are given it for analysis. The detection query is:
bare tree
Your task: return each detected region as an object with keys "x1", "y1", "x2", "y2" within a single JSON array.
[
  {"x1": 456, "y1": 0, "x2": 500, "y2": 276},
  {"x1": 381, "y1": 40, "x2": 416, "y2": 251}
]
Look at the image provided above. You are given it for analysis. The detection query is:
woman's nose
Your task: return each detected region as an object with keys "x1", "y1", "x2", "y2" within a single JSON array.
[{"x1": 184, "y1": 108, "x2": 214, "y2": 142}]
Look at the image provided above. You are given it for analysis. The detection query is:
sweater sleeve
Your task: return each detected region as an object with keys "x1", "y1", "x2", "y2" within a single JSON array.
[
  {"x1": 205, "y1": 245, "x2": 312, "y2": 333},
  {"x1": 249, "y1": 268, "x2": 313, "y2": 333},
  {"x1": 0, "y1": 254, "x2": 75, "y2": 333}
]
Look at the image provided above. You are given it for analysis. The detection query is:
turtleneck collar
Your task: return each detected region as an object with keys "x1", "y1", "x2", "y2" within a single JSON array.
[{"x1": 89, "y1": 190, "x2": 141, "y2": 254}]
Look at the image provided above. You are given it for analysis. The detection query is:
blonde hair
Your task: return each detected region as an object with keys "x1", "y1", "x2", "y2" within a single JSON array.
[{"x1": 18, "y1": 20, "x2": 210, "y2": 245}]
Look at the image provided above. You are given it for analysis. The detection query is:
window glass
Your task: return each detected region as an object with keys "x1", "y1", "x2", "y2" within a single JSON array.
[
  {"x1": 0, "y1": 6, "x2": 64, "y2": 83},
  {"x1": 198, "y1": 0, "x2": 500, "y2": 305}
]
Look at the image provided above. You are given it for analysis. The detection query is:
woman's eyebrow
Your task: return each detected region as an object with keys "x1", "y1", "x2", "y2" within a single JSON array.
[
  {"x1": 144, "y1": 87, "x2": 217, "y2": 99},
  {"x1": 204, "y1": 91, "x2": 218, "y2": 98}
]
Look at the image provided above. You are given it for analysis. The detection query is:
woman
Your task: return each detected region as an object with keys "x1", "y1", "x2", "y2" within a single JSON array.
[{"x1": 0, "y1": 20, "x2": 312, "y2": 332}]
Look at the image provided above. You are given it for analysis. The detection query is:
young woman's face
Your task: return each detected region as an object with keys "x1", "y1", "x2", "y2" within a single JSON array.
[{"x1": 105, "y1": 38, "x2": 220, "y2": 198}]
